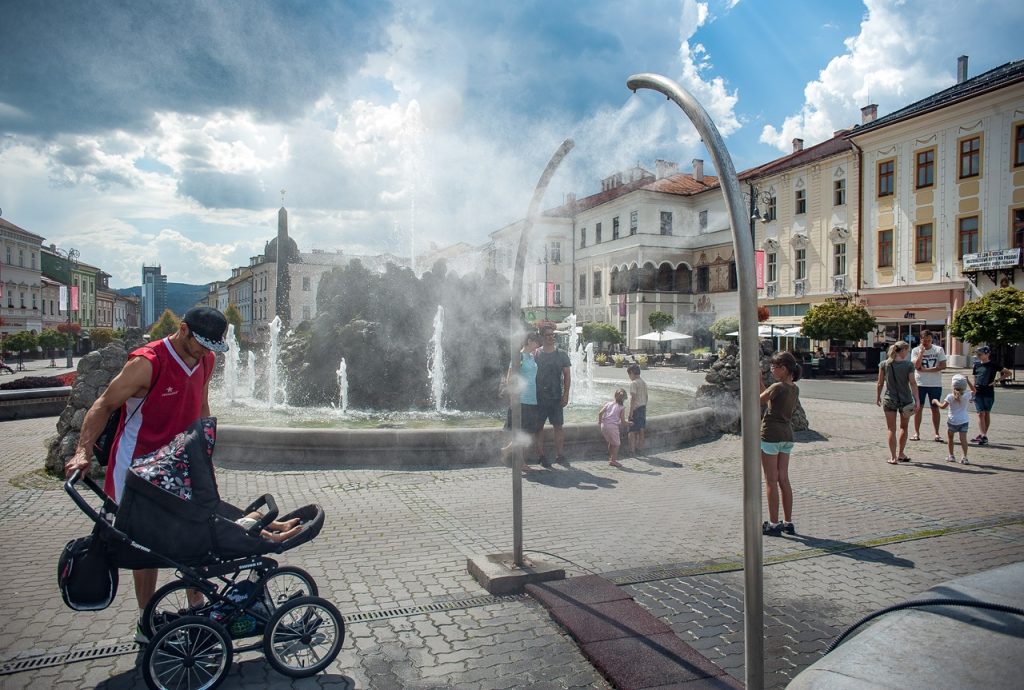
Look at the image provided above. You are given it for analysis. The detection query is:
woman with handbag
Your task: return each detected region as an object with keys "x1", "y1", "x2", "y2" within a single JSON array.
[{"x1": 876, "y1": 341, "x2": 920, "y2": 465}]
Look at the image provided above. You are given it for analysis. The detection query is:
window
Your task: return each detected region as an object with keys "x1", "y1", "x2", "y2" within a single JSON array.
[
  {"x1": 728, "y1": 262, "x2": 738, "y2": 290},
  {"x1": 32, "y1": 293, "x2": 37, "y2": 310},
  {"x1": 795, "y1": 189, "x2": 806, "y2": 215},
  {"x1": 19, "y1": 249, "x2": 24, "y2": 267},
  {"x1": 302, "y1": 277, "x2": 310, "y2": 291},
  {"x1": 958, "y1": 216, "x2": 979, "y2": 258},
  {"x1": 630, "y1": 211, "x2": 638, "y2": 235},
  {"x1": 592, "y1": 271, "x2": 602, "y2": 298},
  {"x1": 878, "y1": 230, "x2": 893, "y2": 267},
  {"x1": 579, "y1": 273, "x2": 586, "y2": 301},
  {"x1": 959, "y1": 136, "x2": 981, "y2": 178},
  {"x1": 31, "y1": 253, "x2": 37, "y2": 269},
  {"x1": 660, "y1": 211, "x2": 673, "y2": 235},
  {"x1": 553, "y1": 284, "x2": 562, "y2": 305},
  {"x1": 915, "y1": 223, "x2": 933, "y2": 263},
  {"x1": 4, "y1": 247, "x2": 9, "y2": 264},
  {"x1": 20, "y1": 291, "x2": 26, "y2": 308},
  {"x1": 699, "y1": 210, "x2": 708, "y2": 230},
  {"x1": 795, "y1": 248, "x2": 807, "y2": 280},
  {"x1": 697, "y1": 266, "x2": 710, "y2": 293},
  {"x1": 916, "y1": 149, "x2": 934, "y2": 188},
  {"x1": 833, "y1": 243, "x2": 847, "y2": 276},
  {"x1": 551, "y1": 241, "x2": 561, "y2": 263},
  {"x1": 579, "y1": 227, "x2": 586, "y2": 248},
  {"x1": 612, "y1": 217, "x2": 620, "y2": 240},
  {"x1": 1016, "y1": 124, "x2": 1024, "y2": 167},
  {"x1": 765, "y1": 196, "x2": 777, "y2": 221},
  {"x1": 302, "y1": 306, "x2": 311, "y2": 320},
  {"x1": 878, "y1": 160, "x2": 894, "y2": 197},
  {"x1": 1015, "y1": 208, "x2": 1024, "y2": 249},
  {"x1": 595, "y1": 222, "x2": 602, "y2": 244},
  {"x1": 766, "y1": 252, "x2": 777, "y2": 283},
  {"x1": 834, "y1": 179, "x2": 846, "y2": 206}
]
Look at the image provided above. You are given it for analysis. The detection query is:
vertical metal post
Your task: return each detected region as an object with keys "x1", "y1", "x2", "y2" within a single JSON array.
[
  {"x1": 627, "y1": 73, "x2": 764, "y2": 689},
  {"x1": 508, "y1": 139, "x2": 574, "y2": 567}
]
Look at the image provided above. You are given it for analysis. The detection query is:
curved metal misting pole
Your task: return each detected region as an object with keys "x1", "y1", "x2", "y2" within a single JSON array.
[
  {"x1": 508, "y1": 138, "x2": 575, "y2": 567},
  {"x1": 626, "y1": 73, "x2": 764, "y2": 690}
]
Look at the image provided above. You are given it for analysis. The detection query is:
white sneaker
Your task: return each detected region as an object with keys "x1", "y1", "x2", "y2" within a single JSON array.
[
  {"x1": 960, "y1": 457, "x2": 970, "y2": 465},
  {"x1": 946, "y1": 454, "x2": 956, "y2": 463}
]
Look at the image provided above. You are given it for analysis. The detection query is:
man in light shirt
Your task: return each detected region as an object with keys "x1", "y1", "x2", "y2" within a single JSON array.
[{"x1": 910, "y1": 329, "x2": 947, "y2": 442}]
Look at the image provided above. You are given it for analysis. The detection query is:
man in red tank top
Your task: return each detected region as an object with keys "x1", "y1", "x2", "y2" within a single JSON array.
[{"x1": 64, "y1": 306, "x2": 228, "y2": 640}]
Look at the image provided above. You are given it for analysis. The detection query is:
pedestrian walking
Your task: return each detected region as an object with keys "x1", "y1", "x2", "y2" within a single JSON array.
[
  {"x1": 534, "y1": 322, "x2": 571, "y2": 467},
  {"x1": 760, "y1": 351, "x2": 801, "y2": 537},
  {"x1": 910, "y1": 329, "x2": 947, "y2": 442},
  {"x1": 598, "y1": 388, "x2": 627, "y2": 467},
  {"x1": 0, "y1": 355, "x2": 13, "y2": 375},
  {"x1": 876, "y1": 341, "x2": 919, "y2": 464},
  {"x1": 626, "y1": 363, "x2": 648, "y2": 456},
  {"x1": 968, "y1": 345, "x2": 1011, "y2": 445},
  {"x1": 932, "y1": 374, "x2": 973, "y2": 464}
]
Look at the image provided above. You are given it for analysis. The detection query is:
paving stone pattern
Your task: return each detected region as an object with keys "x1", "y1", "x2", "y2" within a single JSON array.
[{"x1": 1, "y1": 386, "x2": 1022, "y2": 688}]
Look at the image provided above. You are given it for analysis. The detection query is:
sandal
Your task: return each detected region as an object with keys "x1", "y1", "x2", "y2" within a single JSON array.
[
  {"x1": 909, "y1": 435, "x2": 920, "y2": 441},
  {"x1": 934, "y1": 435, "x2": 943, "y2": 442},
  {"x1": 898, "y1": 456, "x2": 912, "y2": 462},
  {"x1": 887, "y1": 458, "x2": 900, "y2": 465}
]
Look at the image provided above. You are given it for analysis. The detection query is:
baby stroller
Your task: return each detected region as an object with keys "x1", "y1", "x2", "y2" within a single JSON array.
[{"x1": 61, "y1": 417, "x2": 344, "y2": 690}]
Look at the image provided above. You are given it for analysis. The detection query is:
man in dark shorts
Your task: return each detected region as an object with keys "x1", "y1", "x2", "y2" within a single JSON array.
[{"x1": 534, "y1": 323, "x2": 571, "y2": 467}]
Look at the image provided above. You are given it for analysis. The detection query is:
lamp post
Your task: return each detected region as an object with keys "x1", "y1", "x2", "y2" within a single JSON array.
[
  {"x1": 58, "y1": 248, "x2": 79, "y2": 368},
  {"x1": 747, "y1": 183, "x2": 773, "y2": 243}
]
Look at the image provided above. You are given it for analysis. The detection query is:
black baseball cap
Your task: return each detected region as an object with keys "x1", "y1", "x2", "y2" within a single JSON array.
[{"x1": 182, "y1": 307, "x2": 229, "y2": 352}]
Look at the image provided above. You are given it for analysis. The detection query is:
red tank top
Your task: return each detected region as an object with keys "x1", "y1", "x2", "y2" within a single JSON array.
[{"x1": 105, "y1": 337, "x2": 214, "y2": 501}]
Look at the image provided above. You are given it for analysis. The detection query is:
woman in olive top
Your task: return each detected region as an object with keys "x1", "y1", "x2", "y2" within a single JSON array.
[
  {"x1": 760, "y1": 351, "x2": 802, "y2": 537},
  {"x1": 876, "y1": 341, "x2": 919, "y2": 465}
]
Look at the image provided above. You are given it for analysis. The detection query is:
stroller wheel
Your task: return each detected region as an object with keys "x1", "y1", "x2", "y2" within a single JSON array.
[
  {"x1": 262, "y1": 566, "x2": 318, "y2": 609},
  {"x1": 262, "y1": 595, "x2": 344, "y2": 678},
  {"x1": 143, "y1": 615, "x2": 233, "y2": 690},
  {"x1": 143, "y1": 580, "x2": 214, "y2": 639}
]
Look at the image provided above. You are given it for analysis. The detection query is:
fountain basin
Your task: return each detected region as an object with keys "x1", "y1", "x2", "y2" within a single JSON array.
[{"x1": 215, "y1": 406, "x2": 716, "y2": 469}]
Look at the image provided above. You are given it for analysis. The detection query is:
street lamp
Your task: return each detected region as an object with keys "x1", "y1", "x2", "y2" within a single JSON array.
[
  {"x1": 56, "y1": 248, "x2": 79, "y2": 368},
  {"x1": 746, "y1": 184, "x2": 774, "y2": 243}
]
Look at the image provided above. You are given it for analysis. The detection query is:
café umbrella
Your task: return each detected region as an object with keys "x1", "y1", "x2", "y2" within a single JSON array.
[{"x1": 636, "y1": 330, "x2": 692, "y2": 342}]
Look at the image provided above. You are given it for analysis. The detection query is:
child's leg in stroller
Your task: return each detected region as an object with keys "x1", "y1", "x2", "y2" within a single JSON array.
[{"x1": 239, "y1": 511, "x2": 302, "y2": 543}]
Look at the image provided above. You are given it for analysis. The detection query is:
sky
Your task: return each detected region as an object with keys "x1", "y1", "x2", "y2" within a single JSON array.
[{"x1": 1, "y1": 0, "x2": 1021, "y2": 289}]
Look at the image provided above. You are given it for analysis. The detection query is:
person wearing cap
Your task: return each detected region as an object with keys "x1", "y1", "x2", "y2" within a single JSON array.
[
  {"x1": 969, "y1": 345, "x2": 1011, "y2": 445},
  {"x1": 64, "y1": 305, "x2": 229, "y2": 640}
]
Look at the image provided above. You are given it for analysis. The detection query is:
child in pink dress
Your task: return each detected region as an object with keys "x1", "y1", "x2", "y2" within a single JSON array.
[{"x1": 599, "y1": 388, "x2": 628, "y2": 467}]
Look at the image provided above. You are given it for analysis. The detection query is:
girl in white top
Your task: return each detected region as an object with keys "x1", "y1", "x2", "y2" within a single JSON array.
[{"x1": 931, "y1": 374, "x2": 973, "y2": 464}]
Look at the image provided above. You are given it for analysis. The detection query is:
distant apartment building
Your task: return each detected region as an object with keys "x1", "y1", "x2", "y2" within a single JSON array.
[
  {"x1": 141, "y1": 265, "x2": 167, "y2": 327},
  {"x1": 113, "y1": 293, "x2": 139, "y2": 331}
]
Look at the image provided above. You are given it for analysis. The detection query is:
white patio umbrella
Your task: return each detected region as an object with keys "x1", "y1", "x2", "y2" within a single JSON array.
[
  {"x1": 780, "y1": 326, "x2": 803, "y2": 337},
  {"x1": 636, "y1": 330, "x2": 692, "y2": 342},
  {"x1": 726, "y1": 325, "x2": 780, "y2": 338}
]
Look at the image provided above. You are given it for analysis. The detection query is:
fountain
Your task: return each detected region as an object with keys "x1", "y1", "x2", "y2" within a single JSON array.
[
  {"x1": 565, "y1": 313, "x2": 598, "y2": 405},
  {"x1": 245, "y1": 351, "x2": 256, "y2": 398},
  {"x1": 427, "y1": 305, "x2": 445, "y2": 412},
  {"x1": 267, "y1": 315, "x2": 283, "y2": 406},
  {"x1": 337, "y1": 358, "x2": 348, "y2": 414},
  {"x1": 222, "y1": 325, "x2": 240, "y2": 401}
]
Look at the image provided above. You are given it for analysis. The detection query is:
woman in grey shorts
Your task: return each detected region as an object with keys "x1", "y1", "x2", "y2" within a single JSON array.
[{"x1": 876, "y1": 341, "x2": 920, "y2": 465}]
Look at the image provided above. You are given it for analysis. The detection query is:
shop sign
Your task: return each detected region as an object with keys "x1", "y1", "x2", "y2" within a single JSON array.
[{"x1": 962, "y1": 248, "x2": 1021, "y2": 271}]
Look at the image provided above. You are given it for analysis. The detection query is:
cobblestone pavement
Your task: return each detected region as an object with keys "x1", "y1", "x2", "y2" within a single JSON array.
[{"x1": 1, "y1": 382, "x2": 1022, "y2": 688}]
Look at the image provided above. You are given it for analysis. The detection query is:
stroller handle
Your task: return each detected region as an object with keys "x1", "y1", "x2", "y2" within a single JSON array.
[{"x1": 64, "y1": 470, "x2": 110, "y2": 524}]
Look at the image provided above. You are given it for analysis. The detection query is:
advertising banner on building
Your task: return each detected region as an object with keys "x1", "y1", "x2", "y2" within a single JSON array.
[
  {"x1": 755, "y1": 249, "x2": 765, "y2": 289},
  {"x1": 71, "y1": 286, "x2": 79, "y2": 311},
  {"x1": 619, "y1": 294, "x2": 626, "y2": 317},
  {"x1": 59, "y1": 285, "x2": 67, "y2": 311},
  {"x1": 546, "y1": 281, "x2": 556, "y2": 307}
]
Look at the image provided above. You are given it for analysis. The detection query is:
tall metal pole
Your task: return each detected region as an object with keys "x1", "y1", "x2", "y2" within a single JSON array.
[
  {"x1": 63, "y1": 249, "x2": 79, "y2": 368},
  {"x1": 627, "y1": 73, "x2": 764, "y2": 689},
  {"x1": 508, "y1": 139, "x2": 574, "y2": 567}
]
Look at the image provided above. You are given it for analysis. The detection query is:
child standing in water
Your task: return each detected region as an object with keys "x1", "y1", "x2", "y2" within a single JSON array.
[
  {"x1": 760, "y1": 351, "x2": 801, "y2": 537},
  {"x1": 932, "y1": 374, "x2": 973, "y2": 464},
  {"x1": 598, "y1": 388, "x2": 627, "y2": 468}
]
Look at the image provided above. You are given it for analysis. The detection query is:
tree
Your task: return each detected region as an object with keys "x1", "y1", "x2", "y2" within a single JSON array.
[
  {"x1": 801, "y1": 301, "x2": 876, "y2": 343},
  {"x1": 648, "y1": 311, "x2": 673, "y2": 333},
  {"x1": 5, "y1": 331, "x2": 38, "y2": 356},
  {"x1": 951, "y1": 286, "x2": 1024, "y2": 346},
  {"x1": 149, "y1": 309, "x2": 180, "y2": 340},
  {"x1": 757, "y1": 305, "x2": 770, "y2": 322},
  {"x1": 38, "y1": 329, "x2": 66, "y2": 357},
  {"x1": 90, "y1": 327, "x2": 116, "y2": 347},
  {"x1": 581, "y1": 322, "x2": 624, "y2": 347},
  {"x1": 224, "y1": 304, "x2": 243, "y2": 341},
  {"x1": 709, "y1": 315, "x2": 740, "y2": 340}
]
